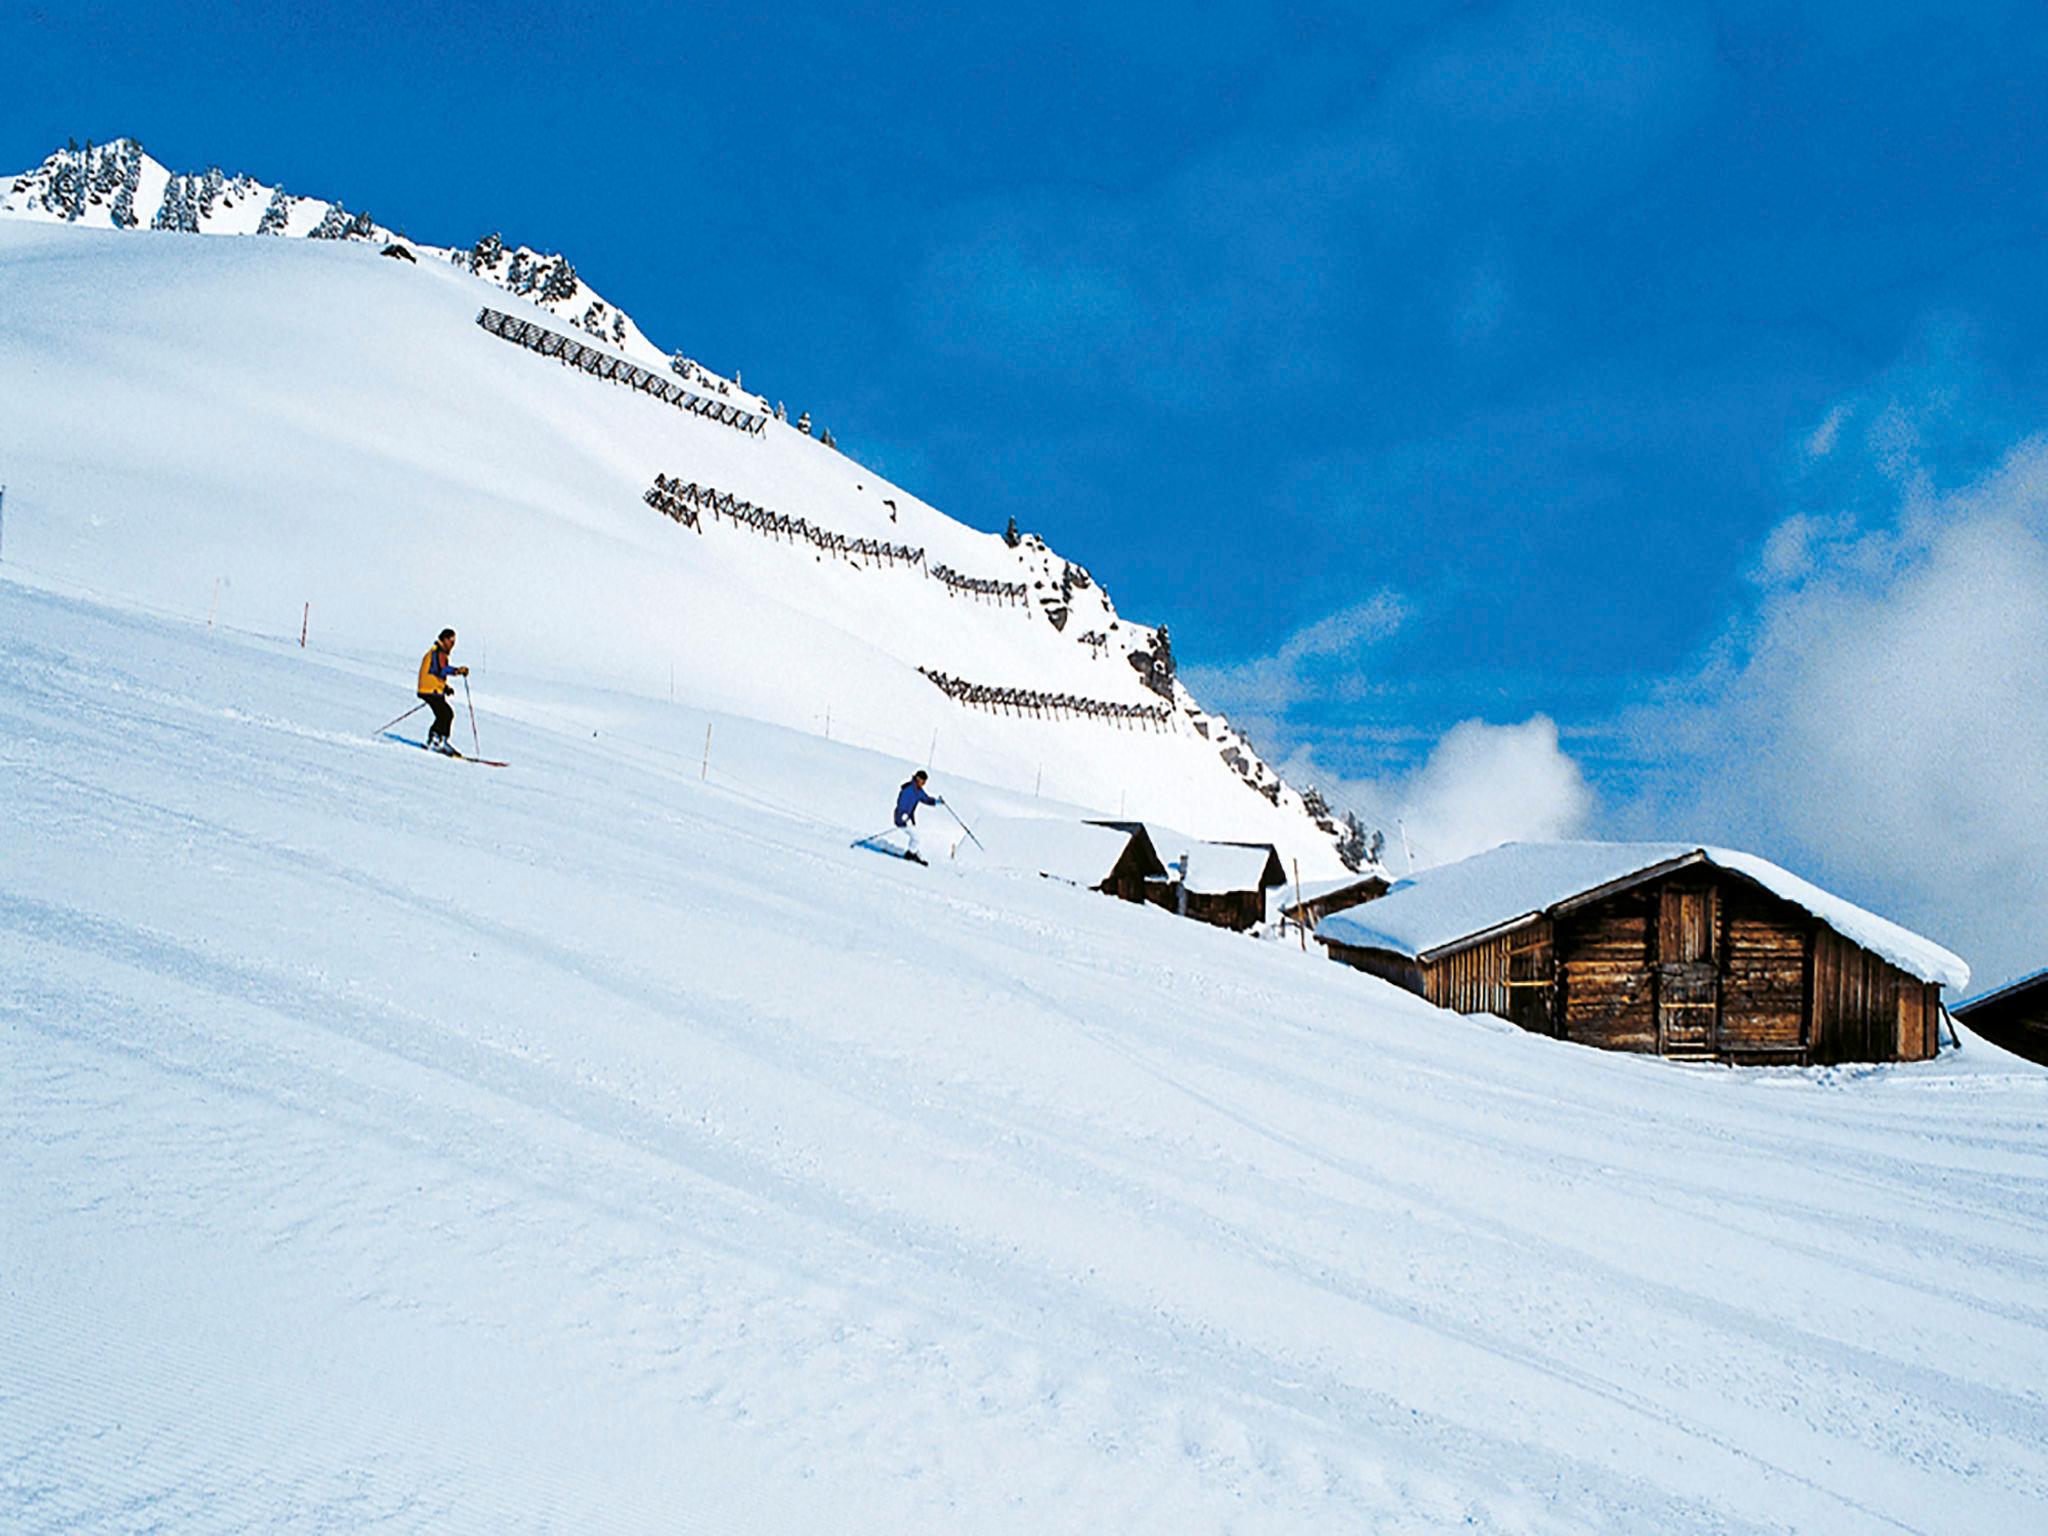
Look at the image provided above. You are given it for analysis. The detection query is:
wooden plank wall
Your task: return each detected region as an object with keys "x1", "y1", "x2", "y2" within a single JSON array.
[
  {"x1": 1812, "y1": 928, "x2": 1938, "y2": 1063},
  {"x1": 1506, "y1": 919, "x2": 1556, "y2": 1036},
  {"x1": 1719, "y1": 882, "x2": 1808, "y2": 1058},
  {"x1": 1323, "y1": 941, "x2": 1425, "y2": 997},
  {"x1": 1424, "y1": 934, "x2": 1514, "y2": 1018},
  {"x1": 1557, "y1": 896, "x2": 1657, "y2": 1051}
]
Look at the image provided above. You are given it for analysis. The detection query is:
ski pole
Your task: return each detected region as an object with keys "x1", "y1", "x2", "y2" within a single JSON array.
[
  {"x1": 941, "y1": 798, "x2": 984, "y2": 851},
  {"x1": 371, "y1": 701, "x2": 426, "y2": 737},
  {"x1": 463, "y1": 675, "x2": 482, "y2": 757}
]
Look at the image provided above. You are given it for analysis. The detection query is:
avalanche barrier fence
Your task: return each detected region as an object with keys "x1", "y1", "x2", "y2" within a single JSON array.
[
  {"x1": 644, "y1": 474, "x2": 1032, "y2": 604},
  {"x1": 479, "y1": 309, "x2": 768, "y2": 435},
  {"x1": 918, "y1": 667, "x2": 1174, "y2": 729}
]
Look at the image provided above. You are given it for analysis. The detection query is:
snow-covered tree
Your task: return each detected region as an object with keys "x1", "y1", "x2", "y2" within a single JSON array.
[
  {"x1": 197, "y1": 166, "x2": 225, "y2": 220},
  {"x1": 1336, "y1": 813, "x2": 1369, "y2": 873},
  {"x1": 46, "y1": 145, "x2": 85, "y2": 221},
  {"x1": 152, "y1": 175, "x2": 200, "y2": 233},
  {"x1": 344, "y1": 208, "x2": 376, "y2": 240},
  {"x1": 308, "y1": 202, "x2": 352, "y2": 239},
  {"x1": 538, "y1": 257, "x2": 580, "y2": 304},
  {"x1": 795, "y1": 411, "x2": 812, "y2": 436},
  {"x1": 255, "y1": 187, "x2": 293, "y2": 236},
  {"x1": 469, "y1": 232, "x2": 505, "y2": 275},
  {"x1": 108, "y1": 141, "x2": 142, "y2": 228}
]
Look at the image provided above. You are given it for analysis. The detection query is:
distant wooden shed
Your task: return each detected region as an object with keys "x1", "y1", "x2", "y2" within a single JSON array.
[
  {"x1": 1280, "y1": 872, "x2": 1393, "y2": 929},
  {"x1": 1950, "y1": 968, "x2": 2048, "y2": 1066},
  {"x1": 1088, "y1": 824, "x2": 1288, "y2": 932},
  {"x1": 963, "y1": 817, "x2": 1166, "y2": 903},
  {"x1": 1316, "y1": 842, "x2": 1969, "y2": 1065}
]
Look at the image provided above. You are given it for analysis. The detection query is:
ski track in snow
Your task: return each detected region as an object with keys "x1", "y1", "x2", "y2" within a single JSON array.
[{"x1": 5, "y1": 576, "x2": 2048, "y2": 1534}]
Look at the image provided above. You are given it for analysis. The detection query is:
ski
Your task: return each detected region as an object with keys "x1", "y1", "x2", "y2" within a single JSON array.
[
  {"x1": 383, "y1": 732, "x2": 509, "y2": 768},
  {"x1": 851, "y1": 834, "x2": 921, "y2": 863}
]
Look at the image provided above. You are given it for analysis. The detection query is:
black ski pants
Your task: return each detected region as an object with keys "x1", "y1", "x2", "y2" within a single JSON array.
[{"x1": 421, "y1": 691, "x2": 455, "y2": 743}]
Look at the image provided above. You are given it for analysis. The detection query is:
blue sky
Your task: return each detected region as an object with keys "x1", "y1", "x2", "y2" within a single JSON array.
[{"x1": 8, "y1": 1, "x2": 2048, "y2": 977}]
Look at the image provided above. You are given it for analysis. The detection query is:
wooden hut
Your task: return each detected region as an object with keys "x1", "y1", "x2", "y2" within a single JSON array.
[
  {"x1": 1950, "y1": 968, "x2": 2048, "y2": 1066},
  {"x1": 1315, "y1": 842, "x2": 1969, "y2": 1065},
  {"x1": 1087, "y1": 824, "x2": 1290, "y2": 932},
  {"x1": 1174, "y1": 841, "x2": 1288, "y2": 931},
  {"x1": 961, "y1": 817, "x2": 1166, "y2": 903}
]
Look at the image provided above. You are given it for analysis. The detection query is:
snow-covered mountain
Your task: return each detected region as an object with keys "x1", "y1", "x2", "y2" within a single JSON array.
[
  {"x1": 0, "y1": 137, "x2": 1369, "y2": 877},
  {"x1": 3, "y1": 137, "x2": 668, "y2": 368}
]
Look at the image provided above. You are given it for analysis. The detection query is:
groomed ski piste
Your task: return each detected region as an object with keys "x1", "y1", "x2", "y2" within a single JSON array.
[
  {"x1": 9, "y1": 575, "x2": 2048, "y2": 1534},
  {"x1": 4, "y1": 167, "x2": 2048, "y2": 1534}
]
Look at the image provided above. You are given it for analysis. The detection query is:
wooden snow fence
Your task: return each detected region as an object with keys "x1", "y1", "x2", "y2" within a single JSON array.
[
  {"x1": 926, "y1": 563, "x2": 1029, "y2": 608},
  {"x1": 478, "y1": 309, "x2": 768, "y2": 435},
  {"x1": 641, "y1": 477, "x2": 1034, "y2": 606},
  {"x1": 646, "y1": 475, "x2": 921, "y2": 566},
  {"x1": 917, "y1": 667, "x2": 1173, "y2": 730}
]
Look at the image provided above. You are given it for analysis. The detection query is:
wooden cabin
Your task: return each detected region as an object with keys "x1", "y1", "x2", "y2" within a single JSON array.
[
  {"x1": 961, "y1": 817, "x2": 1166, "y2": 903},
  {"x1": 1088, "y1": 824, "x2": 1290, "y2": 932},
  {"x1": 1316, "y1": 842, "x2": 1969, "y2": 1066},
  {"x1": 1951, "y1": 969, "x2": 2048, "y2": 1066}
]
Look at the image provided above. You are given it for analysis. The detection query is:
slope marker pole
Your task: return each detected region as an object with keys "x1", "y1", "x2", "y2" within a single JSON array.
[{"x1": 1293, "y1": 858, "x2": 1307, "y2": 953}]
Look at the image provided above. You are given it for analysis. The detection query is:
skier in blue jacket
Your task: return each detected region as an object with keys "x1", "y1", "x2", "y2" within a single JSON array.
[{"x1": 894, "y1": 770, "x2": 939, "y2": 864}]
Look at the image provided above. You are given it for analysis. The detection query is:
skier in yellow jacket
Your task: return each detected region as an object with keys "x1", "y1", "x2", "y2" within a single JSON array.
[{"x1": 417, "y1": 628, "x2": 469, "y2": 754}]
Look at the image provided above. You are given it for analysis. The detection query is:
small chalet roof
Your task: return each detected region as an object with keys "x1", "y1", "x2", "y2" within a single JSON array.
[
  {"x1": 1287, "y1": 872, "x2": 1391, "y2": 906},
  {"x1": 963, "y1": 817, "x2": 1160, "y2": 888},
  {"x1": 1181, "y1": 841, "x2": 1286, "y2": 897},
  {"x1": 1316, "y1": 841, "x2": 1969, "y2": 991}
]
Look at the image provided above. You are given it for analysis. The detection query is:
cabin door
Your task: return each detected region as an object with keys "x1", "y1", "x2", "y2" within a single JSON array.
[{"x1": 1658, "y1": 886, "x2": 1719, "y2": 1057}]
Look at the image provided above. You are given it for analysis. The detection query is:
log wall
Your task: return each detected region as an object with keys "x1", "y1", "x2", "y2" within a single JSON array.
[
  {"x1": 1557, "y1": 895, "x2": 1658, "y2": 1052},
  {"x1": 1719, "y1": 882, "x2": 1808, "y2": 1059}
]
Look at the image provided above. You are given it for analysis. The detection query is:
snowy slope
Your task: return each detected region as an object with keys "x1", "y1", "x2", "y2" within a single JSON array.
[
  {"x1": 0, "y1": 204, "x2": 1350, "y2": 875},
  {"x1": 7, "y1": 574, "x2": 2048, "y2": 1534}
]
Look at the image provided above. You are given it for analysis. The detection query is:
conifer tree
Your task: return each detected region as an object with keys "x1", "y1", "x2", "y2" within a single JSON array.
[
  {"x1": 469, "y1": 232, "x2": 505, "y2": 274},
  {"x1": 109, "y1": 142, "x2": 142, "y2": 228},
  {"x1": 256, "y1": 187, "x2": 293, "y2": 235},
  {"x1": 1336, "y1": 813, "x2": 1368, "y2": 872},
  {"x1": 538, "y1": 256, "x2": 580, "y2": 304},
  {"x1": 152, "y1": 175, "x2": 200, "y2": 233}
]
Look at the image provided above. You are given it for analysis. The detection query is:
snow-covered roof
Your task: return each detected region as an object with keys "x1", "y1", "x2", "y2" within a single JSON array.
[
  {"x1": 1286, "y1": 872, "x2": 1391, "y2": 907},
  {"x1": 961, "y1": 817, "x2": 1156, "y2": 888},
  {"x1": 1181, "y1": 841, "x2": 1285, "y2": 897},
  {"x1": 1316, "y1": 841, "x2": 1970, "y2": 991},
  {"x1": 1953, "y1": 966, "x2": 2048, "y2": 1015}
]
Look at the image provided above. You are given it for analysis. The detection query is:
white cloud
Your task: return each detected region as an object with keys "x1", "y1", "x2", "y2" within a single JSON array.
[
  {"x1": 1284, "y1": 715, "x2": 1593, "y2": 872},
  {"x1": 1804, "y1": 402, "x2": 1850, "y2": 459},
  {"x1": 1623, "y1": 439, "x2": 2048, "y2": 991},
  {"x1": 1180, "y1": 592, "x2": 1407, "y2": 725}
]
